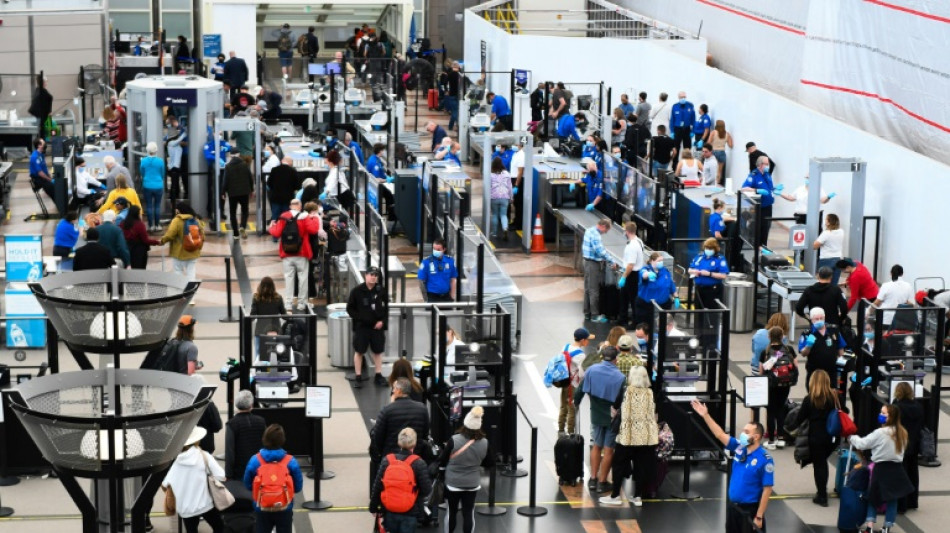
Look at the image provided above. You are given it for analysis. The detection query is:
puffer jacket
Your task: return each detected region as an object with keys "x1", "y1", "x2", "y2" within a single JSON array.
[
  {"x1": 615, "y1": 387, "x2": 658, "y2": 447},
  {"x1": 161, "y1": 214, "x2": 204, "y2": 260}
]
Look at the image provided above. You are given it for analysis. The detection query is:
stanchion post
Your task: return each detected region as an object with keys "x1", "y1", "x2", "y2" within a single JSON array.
[
  {"x1": 671, "y1": 404, "x2": 700, "y2": 500},
  {"x1": 219, "y1": 257, "x2": 238, "y2": 323},
  {"x1": 475, "y1": 465, "x2": 506, "y2": 516},
  {"x1": 302, "y1": 417, "x2": 332, "y2": 510},
  {"x1": 500, "y1": 395, "x2": 527, "y2": 478},
  {"x1": 0, "y1": 392, "x2": 18, "y2": 488},
  {"x1": 516, "y1": 425, "x2": 547, "y2": 517}
]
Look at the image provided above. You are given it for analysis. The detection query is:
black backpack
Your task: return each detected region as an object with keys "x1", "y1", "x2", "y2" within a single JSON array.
[
  {"x1": 150, "y1": 339, "x2": 187, "y2": 373},
  {"x1": 281, "y1": 216, "x2": 302, "y2": 253},
  {"x1": 764, "y1": 345, "x2": 798, "y2": 387}
]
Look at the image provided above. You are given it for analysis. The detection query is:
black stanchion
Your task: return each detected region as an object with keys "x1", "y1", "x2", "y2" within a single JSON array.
[
  {"x1": 516, "y1": 425, "x2": 547, "y2": 517},
  {"x1": 500, "y1": 393, "x2": 527, "y2": 478},
  {"x1": 475, "y1": 465, "x2": 506, "y2": 516},
  {"x1": 302, "y1": 417, "x2": 333, "y2": 510},
  {"x1": 219, "y1": 257, "x2": 238, "y2": 323}
]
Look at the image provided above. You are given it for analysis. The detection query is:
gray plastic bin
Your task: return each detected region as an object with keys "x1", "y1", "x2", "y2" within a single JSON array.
[
  {"x1": 724, "y1": 279, "x2": 755, "y2": 333},
  {"x1": 328, "y1": 303, "x2": 353, "y2": 367}
]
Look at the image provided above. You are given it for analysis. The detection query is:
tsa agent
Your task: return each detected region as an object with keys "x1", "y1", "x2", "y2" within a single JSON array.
[
  {"x1": 741, "y1": 155, "x2": 780, "y2": 247},
  {"x1": 418, "y1": 238, "x2": 458, "y2": 302},
  {"x1": 634, "y1": 252, "x2": 678, "y2": 334},
  {"x1": 688, "y1": 237, "x2": 730, "y2": 346}
]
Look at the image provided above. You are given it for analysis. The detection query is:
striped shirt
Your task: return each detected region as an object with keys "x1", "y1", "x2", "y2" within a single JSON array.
[{"x1": 582, "y1": 226, "x2": 608, "y2": 261}]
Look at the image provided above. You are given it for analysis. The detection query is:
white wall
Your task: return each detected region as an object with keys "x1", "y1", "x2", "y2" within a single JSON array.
[
  {"x1": 464, "y1": 12, "x2": 950, "y2": 280},
  {"x1": 211, "y1": 3, "x2": 257, "y2": 85}
]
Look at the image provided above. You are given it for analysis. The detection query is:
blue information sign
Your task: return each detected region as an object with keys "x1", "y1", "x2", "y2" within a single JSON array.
[
  {"x1": 202, "y1": 34, "x2": 222, "y2": 58},
  {"x1": 5, "y1": 235, "x2": 42, "y2": 282}
]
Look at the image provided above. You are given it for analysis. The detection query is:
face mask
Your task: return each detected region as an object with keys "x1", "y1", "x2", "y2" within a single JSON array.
[
  {"x1": 381, "y1": 152, "x2": 386, "y2": 158},
  {"x1": 495, "y1": 146, "x2": 501, "y2": 153},
  {"x1": 704, "y1": 249, "x2": 714, "y2": 257},
  {"x1": 585, "y1": 141, "x2": 594, "y2": 147},
  {"x1": 433, "y1": 250, "x2": 443, "y2": 258},
  {"x1": 738, "y1": 433, "x2": 751, "y2": 447},
  {"x1": 864, "y1": 332, "x2": 874, "y2": 340},
  {"x1": 264, "y1": 151, "x2": 271, "y2": 158},
  {"x1": 638, "y1": 338, "x2": 647, "y2": 346},
  {"x1": 813, "y1": 320, "x2": 825, "y2": 329},
  {"x1": 878, "y1": 414, "x2": 887, "y2": 425},
  {"x1": 679, "y1": 98, "x2": 687, "y2": 104},
  {"x1": 654, "y1": 262, "x2": 664, "y2": 270},
  {"x1": 804, "y1": 179, "x2": 810, "y2": 185}
]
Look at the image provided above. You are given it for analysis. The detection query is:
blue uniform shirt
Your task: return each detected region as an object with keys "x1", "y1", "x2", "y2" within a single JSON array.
[
  {"x1": 490, "y1": 148, "x2": 515, "y2": 171},
  {"x1": 690, "y1": 253, "x2": 730, "y2": 287},
  {"x1": 669, "y1": 100, "x2": 696, "y2": 130},
  {"x1": 418, "y1": 255, "x2": 458, "y2": 295},
  {"x1": 349, "y1": 141, "x2": 364, "y2": 164},
  {"x1": 725, "y1": 438, "x2": 774, "y2": 504},
  {"x1": 618, "y1": 102, "x2": 635, "y2": 117},
  {"x1": 444, "y1": 151, "x2": 461, "y2": 167},
  {"x1": 693, "y1": 113, "x2": 712, "y2": 139},
  {"x1": 366, "y1": 154, "x2": 386, "y2": 180},
  {"x1": 29, "y1": 149, "x2": 49, "y2": 179},
  {"x1": 709, "y1": 212, "x2": 727, "y2": 236},
  {"x1": 490, "y1": 95, "x2": 511, "y2": 118},
  {"x1": 742, "y1": 169, "x2": 775, "y2": 207},
  {"x1": 583, "y1": 171, "x2": 604, "y2": 204},
  {"x1": 557, "y1": 114, "x2": 579, "y2": 140},
  {"x1": 638, "y1": 265, "x2": 676, "y2": 304}
]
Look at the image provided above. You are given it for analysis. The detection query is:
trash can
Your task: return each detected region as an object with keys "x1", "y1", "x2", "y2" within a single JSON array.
[
  {"x1": 327, "y1": 303, "x2": 353, "y2": 367},
  {"x1": 724, "y1": 279, "x2": 755, "y2": 333}
]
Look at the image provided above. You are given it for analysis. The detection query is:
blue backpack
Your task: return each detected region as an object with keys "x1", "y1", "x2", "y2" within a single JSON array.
[{"x1": 543, "y1": 349, "x2": 571, "y2": 388}]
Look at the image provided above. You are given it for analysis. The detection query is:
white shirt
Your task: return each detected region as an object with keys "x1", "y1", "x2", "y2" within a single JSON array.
[
  {"x1": 816, "y1": 228, "x2": 844, "y2": 258},
  {"x1": 678, "y1": 159, "x2": 700, "y2": 183},
  {"x1": 262, "y1": 154, "x2": 281, "y2": 174},
  {"x1": 701, "y1": 154, "x2": 718, "y2": 185},
  {"x1": 162, "y1": 447, "x2": 225, "y2": 518},
  {"x1": 791, "y1": 185, "x2": 828, "y2": 215},
  {"x1": 623, "y1": 237, "x2": 645, "y2": 272},
  {"x1": 443, "y1": 338, "x2": 466, "y2": 379},
  {"x1": 933, "y1": 291, "x2": 950, "y2": 309},
  {"x1": 510, "y1": 149, "x2": 525, "y2": 173},
  {"x1": 76, "y1": 168, "x2": 104, "y2": 198},
  {"x1": 323, "y1": 166, "x2": 350, "y2": 195},
  {"x1": 876, "y1": 278, "x2": 914, "y2": 325},
  {"x1": 652, "y1": 102, "x2": 669, "y2": 135}
]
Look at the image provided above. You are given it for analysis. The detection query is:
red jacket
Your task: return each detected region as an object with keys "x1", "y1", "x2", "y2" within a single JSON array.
[
  {"x1": 268, "y1": 211, "x2": 320, "y2": 259},
  {"x1": 847, "y1": 261, "x2": 879, "y2": 311}
]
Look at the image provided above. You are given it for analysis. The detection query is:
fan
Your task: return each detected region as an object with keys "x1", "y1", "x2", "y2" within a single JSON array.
[{"x1": 81, "y1": 65, "x2": 108, "y2": 96}]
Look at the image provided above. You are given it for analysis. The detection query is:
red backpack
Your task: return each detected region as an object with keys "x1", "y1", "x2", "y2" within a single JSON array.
[
  {"x1": 252, "y1": 454, "x2": 295, "y2": 511},
  {"x1": 380, "y1": 453, "x2": 419, "y2": 513}
]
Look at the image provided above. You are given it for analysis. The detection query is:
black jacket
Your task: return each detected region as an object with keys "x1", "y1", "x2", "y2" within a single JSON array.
[
  {"x1": 306, "y1": 33, "x2": 319, "y2": 57},
  {"x1": 223, "y1": 157, "x2": 254, "y2": 196},
  {"x1": 896, "y1": 399, "x2": 924, "y2": 456},
  {"x1": 793, "y1": 396, "x2": 835, "y2": 457},
  {"x1": 73, "y1": 242, "x2": 116, "y2": 271},
  {"x1": 223, "y1": 57, "x2": 249, "y2": 87},
  {"x1": 370, "y1": 449, "x2": 432, "y2": 515},
  {"x1": 225, "y1": 411, "x2": 267, "y2": 479},
  {"x1": 346, "y1": 282, "x2": 388, "y2": 330},
  {"x1": 796, "y1": 281, "x2": 848, "y2": 327},
  {"x1": 267, "y1": 164, "x2": 300, "y2": 203},
  {"x1": 29, "y1": 87, "x2": 53, "y2": 119},
  {"x1": 372, "y1": 397, "x2": 429, "y2": 457},
  {"x1": 624, "y1": 123, "x2": 651, "y2": 157}
]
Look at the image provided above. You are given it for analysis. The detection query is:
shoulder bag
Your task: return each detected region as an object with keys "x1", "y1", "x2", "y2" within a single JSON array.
[{"x1": 201, "y1": 451, "x2": 235, "y2": 510}]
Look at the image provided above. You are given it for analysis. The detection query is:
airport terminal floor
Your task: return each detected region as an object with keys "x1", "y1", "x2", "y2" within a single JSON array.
[{"x1": 2, "y1": 103, "x2": 950, "y2": 533}]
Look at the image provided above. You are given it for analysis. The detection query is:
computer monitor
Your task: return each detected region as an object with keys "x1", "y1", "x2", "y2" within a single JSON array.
[
  {"x1": 665, "y1": 336, "x2": 700, "y2": 360},
  {"x1": 326, "y1": 62, "x2": 342, "y2": 75},
  {"x1": 259, "y1": 335, "x2": 294, "y2": 367},
  {"x1": 308, "y1": 63, "x2": 327, "y2": 76}
]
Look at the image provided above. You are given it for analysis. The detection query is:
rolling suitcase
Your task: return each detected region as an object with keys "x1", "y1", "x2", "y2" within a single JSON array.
[
  {"x1": 834, "y1": 445, "x2": 859, "y2": 493},
  {"x1": 555, "y1": 413, "x2": 584, "y2": 486},
  {"x1": 598, "y1": 282, "x2": 620, "y2": 320},
  {"x1": 427, "y1": 89, "x2": 439, "y2": 110},
  {"x1": 836, "y1": 445, "x2": 868, "y2": 533}
]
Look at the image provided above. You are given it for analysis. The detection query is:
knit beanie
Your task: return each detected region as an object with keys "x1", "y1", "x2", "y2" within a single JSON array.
[{"x1": 464, "y1": 405, "x2": 484, "y2": 430}]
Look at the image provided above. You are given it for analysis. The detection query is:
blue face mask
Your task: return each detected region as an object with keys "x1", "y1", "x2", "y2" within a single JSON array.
[
  {"x1": 638, "y1": 338, "x2": 647, "y2": 346},
  {"x1": 813, "y1": 320, "x2": 825, "y2": 330},
  {"x1": 585, "y1": 141, "x2": 594, "y2": 147},
  {"x1": 738, "y1": 433, "x2": 750, "y2": 447},
  {"x1": 864, "y1": 332, "x2": 874, "y2": 340},
  {"x1": 653, "y1": 262, "x2": 665, "y2": 270},
  {"x1": 433, "y1": 250, "x2": 443, "y2": 259},
  {"x1": 704, "y1": 249, "x2": 714, "y2": 257},
  {"x1": 804, "y1": 179, "x2": 810, "y2": 185},
  {"x1": 679, "y1": 98, "x2": 686, "y2": 104},
  {"x1": 878, "y1": 414, "x2": 887, "y2": 425}
]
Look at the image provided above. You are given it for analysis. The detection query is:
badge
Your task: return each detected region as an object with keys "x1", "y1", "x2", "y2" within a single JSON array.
[
  {"x1": 765, "y1": 462, "x2": 774, "y2": 473},
  {"x1": 751, "y1": 458, "x2": 758, "y2": 466},
  {"x1": 430, "y1": 264, "x2": 436, "y2": 273},
  {"x1": 826, "y1": 338, "x2": 832, "y2": 347}
]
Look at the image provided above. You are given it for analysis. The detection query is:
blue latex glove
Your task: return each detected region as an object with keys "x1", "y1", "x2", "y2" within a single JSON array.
[
  {"x1": 385, "y1": 176, "x2": 394, "y2": 183},
  {"x1": 861, "y1": 377, "x2": 872, "y2": 387},
  {"x1": 674, "y1": 297, "x2": 681, "y2": 309},
  {"x1": 850, "y1": 373, "x2": 857, "y2": 383},
  {"x1": 618, "y1": 277, "x2": 626, "y2": 289},
  {"x1": 828, "y1": 192, "x2": 837, "y2": 199},
  {"x1": 761, "y1": 248, "x2": 772, "y2": 256},
  {"x1": 805, "y1": 334, "x2": 816, "y2": 347},
  {"x1": 512, "y1": 186, "x2": 519, "y2": 195},
  {"x1": 569, "y1": 183, "x2": 576, "y2": 193},
  {"x1": 646, "y1": 272, "x2": 657, "y2": 282},
  {"x1": 775, "y1": 184, "x2": 785, "y2": 193},
  {"x1": 318, "y1": 192, "x2": 327, "y2": 201},
  {"x1": 652, "y1": 370, "x2": 657, "y2": 381},
  {"x1": 756, "y1": 188, "x2": 770, "y2": 196},
  {"x1": 585, "y1": 203, "x2": 595, "y2": 212}
]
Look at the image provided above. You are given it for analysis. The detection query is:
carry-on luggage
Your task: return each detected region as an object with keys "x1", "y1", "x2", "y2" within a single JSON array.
[
  {"x1": 555, "y1": 414, "x2": 584, "y2": 486},
  {"x1": 427, "y1": 89, "x2": 439, "y2": 110},
  {"x1": 599, "y1": 282, "x2": 620, "y2": 320},
  {"x1": 834, "y1": 446, "x2": 859, "y2": 494},
  {"x1": 836, "y1": 444, "x2": 868, "y2": 533},
  {"x1": 222, "y1": 511, "x2": 255, "y2": 533},
  {"x1": 644, "y1": 458, "x2": 669, "y2": 498}
]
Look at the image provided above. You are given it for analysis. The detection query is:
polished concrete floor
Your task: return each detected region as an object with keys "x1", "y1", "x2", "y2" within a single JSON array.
[{"x1": 0, "y1": 97, "x2": 948, "y2": 533}]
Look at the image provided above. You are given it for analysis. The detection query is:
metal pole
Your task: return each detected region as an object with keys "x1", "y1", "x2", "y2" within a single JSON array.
[
  {"x1": 476, "y1": 465, "x2": 507, "y2": 516},
  {"x1": 516, "y1": 425, "x2": 547, "y2": 516},
  {"x1": 302, "y1": 418, "x2": 332, "y2": 510},
  {"x1": 219, "y1": 257, "x2": 238, "y2": 322},
  {"x1": 476, "y1": 243, "x2": 485, "y2": 313},
  {"x1": 414, "y1": 75, "x2": 420, "y2": 131}
]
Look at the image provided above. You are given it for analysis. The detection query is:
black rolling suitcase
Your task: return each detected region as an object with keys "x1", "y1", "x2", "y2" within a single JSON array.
[
  {"x1": 599, "y1": 282, "x2": 620, "y2": 320},
  {"x1": 554, "y1": 413, "x2": 584, "y2": 486}
]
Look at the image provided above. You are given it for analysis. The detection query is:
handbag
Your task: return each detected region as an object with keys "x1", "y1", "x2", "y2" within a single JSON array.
[
  {"x1": 163, "y1": 486, "x2": 177, "y2": 516},
  {"x1": 427, "y1": 471, "x2": 445, "y2": 507},
  {"x1": 201, "y1": 451, "x2": 235, "y2": 511}
]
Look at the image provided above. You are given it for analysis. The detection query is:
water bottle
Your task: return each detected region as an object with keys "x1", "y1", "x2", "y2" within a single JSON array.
[
  {"x1": 10, "y1": 324, "x2": 28, "y2": 347},
  {"x1": 27, "y1": 262, "x2": 41, "y2": 282}
]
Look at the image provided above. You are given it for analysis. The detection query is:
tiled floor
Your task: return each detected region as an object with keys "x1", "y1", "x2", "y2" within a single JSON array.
[{"x1": 0, "y1": 93, "x2": 947, "y2": 533}]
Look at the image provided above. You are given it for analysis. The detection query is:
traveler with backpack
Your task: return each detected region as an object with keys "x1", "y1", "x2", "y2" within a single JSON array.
[
  {"x1": 162, "y1": 426, "x2": 226, "y2": 533},
  {"x1": 438, "y1": 406, "x2": 494, "y2": 533},
  {"x1": 268, "y1": 198, "x2": 321, "y2": 311},
  {"x1": 346, "y1": 266, "x2": 389, "y2": 388},
  {"x1": 370, "y1": 427, "x2": 432, "y2": 533},
  {"x1": 271, "y1": 24, "x2": 297, "y2": 79},
  {"x1": 544, "y1": 328, "x2": 592, "y2": 436},
  {"x1": 757, "y1": 327, "x2": 799, "y2": 450},
  {"x1": 160, "y1": 201, "x2": 205, "y2": 281},
  {"x1": 788, "y1": 369, "x2": 837, "y2": 507},
  {"x1": 243, "y1": 424, "x2": 304, "y2": 533}
]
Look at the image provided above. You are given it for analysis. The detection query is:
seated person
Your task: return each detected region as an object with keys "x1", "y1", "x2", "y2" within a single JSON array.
[{"x1": 73, "y1": 157, "x2": 106, "y2": 209}]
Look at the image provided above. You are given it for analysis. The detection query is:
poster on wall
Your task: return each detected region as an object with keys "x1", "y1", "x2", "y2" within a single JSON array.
[
  {"x1": 515, "y1": 69, "x2": 529, "y2": 89},
  {"x1": 5, "y1": 235, "x2": 43, "y2": 282},
  {"x1": 202, "y1": 34, "x2": 222, "y2": 58},
  {"x1": 5, "y1": 284, "x2": 46, "y2": 348}
]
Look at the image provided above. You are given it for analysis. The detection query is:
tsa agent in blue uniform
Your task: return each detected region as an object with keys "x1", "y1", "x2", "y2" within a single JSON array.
[
  {"x1": 741, "y1": 155, "x2": 783, "y2": 247},
  {"x1": 569, "y1": 162, "x2": 604, "y2": 212},
  {"x1": 348, "y1": 137, "x2": 364, "y2": 164},
  {"x1": 709, "y1": 198, "x2": 742, "y2": 272},
  {"x1": 692, "y1": 104, "x2": 712, "y2": 148},
  {"x1": 366, "y1": 143, "x2": 395, "y2": 217},
  {"x1": 487, "y1": 91, "x2": 512, "y2": 130},
  {"x1": 557, "y1": 113, "x2": 579, "y2": 140},
  {"x1": 29, "y1": 138, "x2": 55, "y2": 199},
  {"x1": 490, "y1": 145, "x2": 515, "y2": 171},
  {"x1": 418, "y1": 238, "x2": 458, "y2": 302},
  {"x1": 689, "y1": 237, "x2": 730, "y2": 345},
  {"x1": 692, "y1": 400, "x2": 774, "y2": 533},
  {"x1": 634, "y1": 251, "x2": 678, "y2": 333}
]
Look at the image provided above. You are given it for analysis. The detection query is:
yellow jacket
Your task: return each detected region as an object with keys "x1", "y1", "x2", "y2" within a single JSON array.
[
  {"x1": 161, "y1": 214, "x2": 205, "y2": 260},
  {"x1": 98, "y1": 187, "x2": 142, "y2": 214}
]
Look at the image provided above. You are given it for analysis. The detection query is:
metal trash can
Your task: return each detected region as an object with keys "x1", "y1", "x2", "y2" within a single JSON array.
[
  {"x1": 327, "y1": 303, "x2": 353, "y2": 367},
  {"x1": 724, "y1": 279, "x2": 755, "y2": 333}
]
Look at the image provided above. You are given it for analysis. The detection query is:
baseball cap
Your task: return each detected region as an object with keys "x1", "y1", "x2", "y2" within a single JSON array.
[
  {"x1": 573, "y1": 328, "x2": 594, "y2": 341},
  {"x1": 617, "y1": 335, "x2": 635, "y2": 350},
  {"x1": 915, "y1": 290, "x2": 928, "y2": 306},
  {"x1": 366, "y1": 266, "x2": 382, "y2": 278},
  {"x1": 178, "y1": 315, "x2": 196, "y2": 328}
]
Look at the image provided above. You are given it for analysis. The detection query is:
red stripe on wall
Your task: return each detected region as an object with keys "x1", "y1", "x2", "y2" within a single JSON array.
[
  {"x1": 695, "y1": 0, "x2": 806, "y2": 35},
  {"x1": 800, "y1": 79, "x2": 950, "y2": 134},
  {"x1": 863, "y1": 0, "x2": 950, "y2": 24}
]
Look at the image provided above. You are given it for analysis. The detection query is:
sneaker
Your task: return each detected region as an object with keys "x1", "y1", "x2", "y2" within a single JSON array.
[
  {"x1": 374, "y1": 374, "x2": 387, "y2": 387},
  {"x1": 597, "y1": 481, "x2": 612, "y2": 493},
  {"x1": 764, "y1": 441, "x2": 776, "y2": 451},
  {"x1": 592, "y1": 315, "x2": 609, "y2": 323},
  {"x1": 144, "y1": 519, "x2": 154, "y2": 532},
  {"x1": 584, "y1": 314, "x2": 592, "y2": 321},
  {"x1": 587, "y1": 478, "x2": 598, "y2": 490},
  {"x1": 775, "y1": 438, "x2": 786, "y2": 449},
  {"x1": 859, "y1": 526, "x2": 873, "y2": 533},
  {"x1": 881, "y1": 526, "x2": 891, "y2": 533},
  {"x1": 352, "y1": 375, "x2": 363, "y2": 388},
  {"x1": 599, "y1": 495, "x2": 623, "y2": 506},
  {"x1": 812, "y1": 495, "x2": 828, "y2": 507},
  {"x1": 240, "y1": 228, "x2": 247, "y2": 239},
  {"x1": 632, "y1": 497, "x2": 642, "y2": 507}
]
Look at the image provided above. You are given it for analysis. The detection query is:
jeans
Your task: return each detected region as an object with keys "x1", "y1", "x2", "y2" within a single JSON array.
[
  {"x1": 172, "y1": 258, "x2": 197, "y2": 281},
  {"x1": 270, "y1": 200, "x2": 290, "y2": 223},
  {"x1": 445, "y1": 96, "x2": 459, "y2": 131},
  {"x1": 866, "y1": 499, "x2": 897, "y2": 527},
  {"x1": 445, "y1": 488, "x2": 477, "y2": 533},
  {"x1": 182, "y1": 508, "x2": 223, "y2": 533},
  {"x1": 583, "y1": 259, "x2": 604, "y2": 316},
  {"x1": 282, "y1": 255, "x2": 309, "y2": 309},
  {"x1": 651, "y1": 160, "x2": 668, "y2": 176},
  {"x1": 143, "y1": 188, "x2": 163, "y2": 226},
  {"x1": 383, "y1": 512, "x2": 417, "y2": 533},
  {"x1": 255, "y1": 508, "x2": 293, "y2": 533},
  {"x1": 490, "y1": 198, "x2": 509, "y2": 236},
  {"x1": 816, "y1": 257, "x2": 841, "y2": 286}
]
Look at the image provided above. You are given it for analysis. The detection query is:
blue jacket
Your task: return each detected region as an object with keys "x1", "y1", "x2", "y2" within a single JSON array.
[
  {"x1": 709, "y1": 211, "x2": 727, "y2": 236},
  {"x1": 669, "y1": 100, "x2": 696, "y2": 131},
  {"x1": 54, "y1": 219, "x2": 79, "y2": 249},
  {"x1": 366, "y1": 154, "x2": 386, "y2": 180},
  {"x1": 557, "y1": 114, "x2": 579, "y2": 140},
  {"x1": 583, "y1": 170, "x2": 603, "y2": 204},
  {"x1": 29, "y1": 149, "x2": 49, "y2": 178},
  {"x1": 418, "y1": 254, "x2": 458, "y2": 295},
  {"x1": 638, "y1": 265, "x2": 676, "y2": 305},
  {"x1": 693, "y1": 113, "x2": 712, "y2": 139},
  {"x1": 140, "y1": 156, "x2": 166, "y2": 190},
  {"x1": 742, "y1": 169, "x2": 775, "y2": 207},
  {"x1": 349, "y1": 141, "x2": 364, "y2": 164},
  {"x1": 243, "y1": 448, "x2": 305, "y2": 511},
  {"x1": 491, "y1": 95, "x2": 511, "y2": 118},
  {"x1": 96, "y1": 222, "x2": 131, "y2": 267}
]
